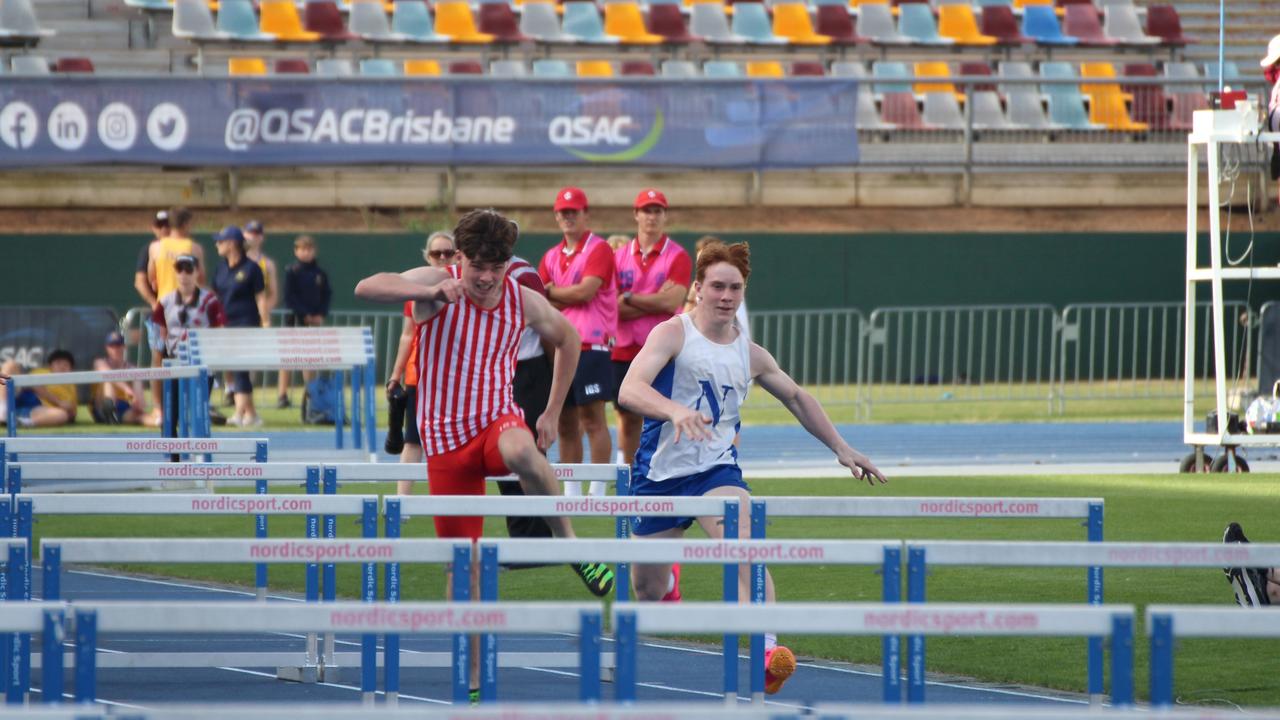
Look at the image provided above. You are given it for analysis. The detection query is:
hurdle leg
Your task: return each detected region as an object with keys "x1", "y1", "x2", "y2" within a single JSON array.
[
  {"x1": 1086, "y1": 502, "x2": 1104, "y2": 704},
  {"x1": 1109, "y1": 614, "x2": 1134, "y2": 706},
  {"x1": 906, "y1": 547, "x2": 926, "y2": 704},
  {"x1": 321, "y1": 469, "x2": 338, "y2": 679},
  {"x1": 364, "y1": 359, "x2": 376, "y2": 460},
  {"x1": 614, "y1": 611, "x2": 637, "y2": 702},
  {"x1": 73, "y1": 611, "x2": 96, "y2": 704},
  {"x1": 451, "y1": 544, "x2": 472, "y2": 705},
  {"x1": 255, "y1": 479, "x2": 268, "y2": 601},
  {"x1": 384, "y1": 499, "x2": 402, "y2": 707},
  {"x1": 360, "y1": 499, "x2": 378, "y2": 705},
  {"x1": 749, "y1": 501, "x2": 766, "y2": 704},
  {"x1": 579, "y1": 611, "x2": 601, "y2": 702},
  {"x1": 881, "y1": 546, "x2": 902, "y2": 703},
  {"x1": 721, "y1": 501, "x2": 739, "y2": 704},
  {"x1": 333, "y1": 370, "x2": 345, "y2": 451},
  {"x1": 279, "y1": 469, "x2": 321, "y2": 684},
  {"x1": 41, "y1": 609, "x2": 64, "y2": 704},
  {"x1": 1149, "y1": 614, "x2": 1174, "y2": 707},
  {"x1": 352, "y1": 365, "x2": 363, "y2": 451}
]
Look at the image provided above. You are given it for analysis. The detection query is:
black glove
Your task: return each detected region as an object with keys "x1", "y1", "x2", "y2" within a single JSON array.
[{"x1": 384, "y1": 381, "x2": 407, "y2": 455}]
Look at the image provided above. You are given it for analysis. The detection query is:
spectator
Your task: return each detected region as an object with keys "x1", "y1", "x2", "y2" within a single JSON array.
[
  {"x1": 538, "y1": 187, "x2": 617, "y2": 497},
  {"x1": 147, "y1": 207, "x2": 204, "y2": 424},
  {"x1": 686, "y1": 236, "x2": 750, "y2": 341},
  {"x1": 386, "y1": 231, "x2": 457, "y2": 489},
  {"x1": 212, "y1": 226, "x2": 266, "y2": 428},
  {"x1": 0, "y1": 350, "x2": 78, "y2": 427},
  {"x1": 282, "y1": 235, "x2": 332, "y2": 390},
  {"x1": 91, "y1": 331, "x2": 146, "y2": 425},
  {"x1": 613, "y1": 189, "x2": 692, "y2": 466},
  {"x1": 135, "y1": 210, "x2": 167, "y2": 412},
  {"x1": 154, "y1": 253, "x2": 227, "y2": 428},
  {"x1": 243, "y1": 220, "x2": 285, "y2": 406},
  {"x1": 1263, "y1": 35, "x2": 1280, "y2": 202}
]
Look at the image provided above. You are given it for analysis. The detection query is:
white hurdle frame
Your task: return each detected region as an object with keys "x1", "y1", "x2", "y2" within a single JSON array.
[
  {"x1": 1147, "y1": 605, "x2": 1280, "y2": 708},
  {"x1": 613, "y1": 603, "x2": 1136, "y2": 706}
]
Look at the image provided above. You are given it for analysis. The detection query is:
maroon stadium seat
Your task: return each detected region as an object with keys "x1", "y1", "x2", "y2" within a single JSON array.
[
  {"x1": 815, "y1": 6, "x2": 865, "y2": 46},
  {"x1": 274, "y1": 58, "x2": 310, "y2": 74},
  {"x1": 790, "y1": 61, "x2": 825, "y2": 77},
  {"x1": 53, "y1": 57, "x2": 94, "y2": 73},
  {"x1": 1122, "y1": 62, "x2": 1171, "y2": 130},
  {"x1": 304, "y1": 1, "x2": 357, "y2": 40},
  {"x1": 621, "y1": 60, "x2": 656, "y2": 75},
  {"x1": 646, "y1": 4, "x2": 700, "y2": 44},
  {"x1": 958, "y1": 61, "x2": 996, "y2": 92},
  {"x1": 880, "y1": 93, "x2": 927, "y2": 129},
  {"x1": 979, "y1": 6, "x2": 1031, "y2": 45},
  {"x1": 448, "y1": 60, "x2": 484, "y2": 74},
  {"x1": 1062, "y1": 4, "x2": 1115, "y2": 46},
  {"x1": 478, "y1": 3, "x2": 530, "y2": 43},
  {"x1": 1145, "y1": 5, "x2": 1190, "y2": 47}
]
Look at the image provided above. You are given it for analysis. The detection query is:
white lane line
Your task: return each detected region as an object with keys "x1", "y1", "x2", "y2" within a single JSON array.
[
  {"x1": 64, "y1": 570, "x2": 303, "y2": 602},
  {"x1": 28, "y1": 687, "x2": 146, "y2": 709},
  {"x1": 215, "y1": 666, "x2": 449, "y2": 704},
  {"x1": 517, "y1": 667, "x2": 810, "y2": 710}
]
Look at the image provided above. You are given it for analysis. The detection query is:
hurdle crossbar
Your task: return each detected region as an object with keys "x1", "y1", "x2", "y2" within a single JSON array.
[
  {"x1": 908, "y1": 541, "x2": 1280, "y2": 568},
  {"x1": 0, "y1": 437, "x2": 267, "y2": 460},
  {"x1": 326, "y1": 463, "x2": 629, "y2": 485},
  {"x1": 6, "y1": 461, "x2": 312, "y2": 493},
  {"x1": 1146, "y1": 605, "x2": 1280, "y2": 707},
  {"x1": 21, "y1": 493, "x2": 361, "y2": 518},
  {"x1": 69, "y1": 601, "x2": 603, "y2": 706},
  {"x1": 613, "y1": 602, "x2": 1136, "y2": 706}
]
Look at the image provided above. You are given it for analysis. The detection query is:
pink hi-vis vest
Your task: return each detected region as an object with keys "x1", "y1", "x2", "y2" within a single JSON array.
[
  {"x1": 543, "y1": 233, "x2": 616, "y2": 348},
  {"x1": 614, "y1": 236, "x2": 690, "y2": 351}
]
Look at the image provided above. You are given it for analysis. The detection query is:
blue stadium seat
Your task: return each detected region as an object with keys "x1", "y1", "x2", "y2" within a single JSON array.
[
  {"x1": 703, "y1": 59, "x2": 743, "y2": 77},
  {"x1": 359, "y1": 57, "x2": 400, "y2": 76},
  {"x1": 871, "y1": 60, "x2": 912, "y2": 94},
  {"x1": 898, "y1": 3, "x2": 953, "y2": 45},
  {"x1": 1021, "y1": 5, "x2": 1077, "y2": 45},
  {"x1": 562, "y1": 1, "x2": 618, "y2": 43},
  {"x1": 392, "y1": 0, "x2": 448, "y2": 42},
  {"x1": 218, "y1": 0, "x2": 276, "y2": 41},
  {"x1": 1040, "y1": 61, "x2": 1101, "y2": 129},
  {"x1": 1201, "y1": 61, "x2": 1240, "y2": 91},
  {"x1": 532, "y1": 58, "x2": 573, "y2": 76},
  {"x1": 730, "y1": 3, "x2": 786, "y2": 44}
]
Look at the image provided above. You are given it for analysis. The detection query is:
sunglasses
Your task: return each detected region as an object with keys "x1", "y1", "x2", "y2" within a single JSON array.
[
  {"x1": 428, "y1": 250, "x2": 456, "y2": 260},
  {"x1": 175, "y1": 264, "x2": 196, "y2": 274}
]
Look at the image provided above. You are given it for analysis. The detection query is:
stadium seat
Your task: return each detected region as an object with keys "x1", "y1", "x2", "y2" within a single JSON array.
[
  {"x1": 218, "y1": 0, "x2": 276, "y2": 41},
  {"x1": 520, "y1": 2, "x2": 575, "y2": 43},
  {"x1": 1201, "y1": 61, "x2": 1240, "y2": 91},
  {"x1": 689, "y1": 3, "x2": 744, "y2": 44},
  {"x1": 1062, "y1": 4, "x2": 1115, "y2": 46},
  {"x1": 971, "y1": 89, "x2": 1012, "y2": 129},
  {"x1": 880, "y1": 93, "x2": 926, "y2": 128},
  {"x1": 621, "y1": 60, "x2": 656, "y2": 75},
  {"x1": 478, "y1": 3, "x2": 530, "y2": 42},
  {"x1": 898, "y1": 4, "x2": 951, "y2": 45},
  {"x1": 1013, "y1": 0, "x2": 1053, "y2": 8},
  {"x1": 647, "y1": 4, "x2": 700, "y2": 43},
  {"x1": 1080, "y1": 62, "x2": 1147, "y2": 130},
  {"x1": 979, "y1": 6, "x2": 1030, "y2": 45},
  {"x1": 772, "y1": 3, "x2": 831, "y2": 45},
  {"x1": 790, "y1": 61, "x2": 825, "y2": 77},
  {"x1": 228, "y1": 57, "x2": 268, "y2": 75},
  {"x1": 316, "y1": 58, "x2": 355, "y2": 76},
  {"x1": 173, "y1": 0, "x2": 232, "y2": 40},
  {"x1": 434, "y1": 2, "x2": 495, "y2": 43},
  {"x1": 348, "y1": 0, "x2": 402, "y2": 42},
  {"x1": 814, "y1": 6, "x2": 863, "y2": 45},
  {"x1": 1145, "y1": 5, "x2": 1189, "y2": 47},
  {"x1": 914, "y1": 61, "x2": 963, "y2": 100},
  {"x1": 563, "y1": 2, "x2": 619, "y2": 43},
  {"x1": 447, "y1": 60, "x2": 483, "y2": 74},
  {"x1": 404, "y1": 58, "x2": 442, "y2": 75},
  {"x1": 532, "y1": 58, "x2": 572, "y2": 76},
  {"x1": 0, "y1": 0, "x2": 54, "y2": 45},
  {"x1": 831, "y1": 61, "x2": 893, "y2": 129},
  {"x1": 703, "y1": 59, "x2": 743, "y2": 77},
  {"x1": 392, "y1": 0, "x2": 448, "y2": 42},
  {"x1": 976, "y1": 0, "x2": 1012, "y2": 7},
  {"x1": 1164, "y1": 63, "x2": 1205, "y2": 130},
  {"x1": 857, "y1": 3, "x2": 909, "y2": 44},
  {"x1": 274, "y1": 58, "x2": 310, "y2": 73},
  {"x1": 603, "y1": 2, "x2": 665, "y2": 44},
  {"x1": 871, "y1": 61, "x2": 912, "y2": 95},
  {"x1": 937, "y1": 4, "x2": 995, "y2": 45},
  {"x1": 10, "y1": 55, "x2": 49, "y2": 74},
  {"x1": 958, "y1": 61, "x2": 997, "y2": 91},
  {"x1": 921, "y1": 92, "x2": 964, "y2": 129},
  {"x1": 1122, "y1": 63, "x2": 1170, "y2": 130},
  {"x1": 360, "y1": 57, "x2": 401, "y2": 75},
  {"x1": 489, "y1": 59, "x2": 528, "y2": 76},
  {"x1": 1000, "y1": 63, "x2": 1052, "y2": 129},
  {"x1": 576, "y1": 59, "x2": 614, "y2": 76},
  {"x1": 53, "y1": 57, "x2": 94, "y2": 73},
  {"x1": 1039, "y1": 62, "x2": 1101, "y2": 129},
  {"x1": 661, "y1": 59, "x2": 699, "y2": 77},
  {"x1": 1022, "y1": 6, "x2": 1075, "y2": 45},
  {"x1": 304, "y1": 1, "x2": 358, "y2": 41},
  {"x1": 259, "y1": 0, "x2": 322, "y2": 41},
  {"x1": 746, "y1": 61, "x2": 784, "y2": 78},
  {"x1": 1102, "y1": 4, "x2": 1157, "y2": 45},
  {"x1": 731, "y1": 3, "x2": 785, "y2": 44}
]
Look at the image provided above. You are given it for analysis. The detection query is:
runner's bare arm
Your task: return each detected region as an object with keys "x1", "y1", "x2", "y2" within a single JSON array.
[
  {"x1": 618, "y1": 318, "x2": 712, "y2": 444},
  {"x1": 354, "y1": 267, "x2": 457, "y2": 323},
  {"x1": 522, "y1": 287, "x2": 581, "y2": 450},
  {"x1": 751, "y1": 342, "x2": 886, "y2": 485}
]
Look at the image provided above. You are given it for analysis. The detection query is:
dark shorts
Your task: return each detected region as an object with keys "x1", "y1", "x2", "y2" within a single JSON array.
[
  {"x1": 282, "y1": 314, "x2": 304, "y2": 328},
  {"x1": 231, "y1": 372, "x2": 252, "y2": 395},
  {"x1": 612, "y1": 360, "x2": 631, "y2": 401},
  {"x1": 629, "y1": 464, "x2": 750, "y2": 537},
  {"x1": 403, "y1": 384, "x2": 420, "y2": 446},
  {"x1": 566, "y1": 349, "x2": 614, "y2": 407},
  {"x1": 514, "y1": 354, "x2": 552, "y2": 428}
]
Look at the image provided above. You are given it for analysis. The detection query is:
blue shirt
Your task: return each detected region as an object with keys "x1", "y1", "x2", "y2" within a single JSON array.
[{"x1": 213, "y1": 257, "x2": 265, "y2": 327}]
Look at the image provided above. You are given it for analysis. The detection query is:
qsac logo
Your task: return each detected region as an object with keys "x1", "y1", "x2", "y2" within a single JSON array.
[
  {"x1": 549, "y1": 111, "x2": 664, "y2": 163},
  {"x1": 0, "y1": 102, "x2": 39, "y2": 150}
]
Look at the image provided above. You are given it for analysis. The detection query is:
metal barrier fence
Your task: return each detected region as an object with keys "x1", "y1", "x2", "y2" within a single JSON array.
[{"x1": 123, "y1": 301, "x2": 1266, "y2": 417}]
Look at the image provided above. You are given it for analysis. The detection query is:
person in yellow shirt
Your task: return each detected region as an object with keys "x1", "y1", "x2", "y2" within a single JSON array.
[{"x1": 0, "y1": 350, "x2": 78, "y2": 427}]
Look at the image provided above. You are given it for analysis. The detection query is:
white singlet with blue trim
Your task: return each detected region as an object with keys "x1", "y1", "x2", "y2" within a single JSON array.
[{"x1": 633, "y1": 313, "x2": 751, "y2": 482}]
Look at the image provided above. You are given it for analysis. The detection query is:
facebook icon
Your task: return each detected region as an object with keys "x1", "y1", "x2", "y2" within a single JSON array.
[{"x1": 0, "y1": 101, "x2": 39, "y2": 150}]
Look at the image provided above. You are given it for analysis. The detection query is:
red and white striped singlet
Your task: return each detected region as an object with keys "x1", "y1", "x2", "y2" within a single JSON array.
[{"x1": 415, "y1": 264, "x2": 526, "y2": 455}]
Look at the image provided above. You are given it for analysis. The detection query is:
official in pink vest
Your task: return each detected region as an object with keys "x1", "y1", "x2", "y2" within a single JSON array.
[
  {"x1": 612, "y1": 188, "x2": 692, "y2": 465},
  {"x1": 538, "y1": 187, "x2": 618, "y2": 496}
]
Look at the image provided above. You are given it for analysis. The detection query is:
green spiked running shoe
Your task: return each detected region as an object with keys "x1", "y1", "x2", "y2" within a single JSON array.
[
  {"x1": 573, "y1": 561, "x2": 615, "y2": 597},
  {"x1": 469, "y1": 688, "x2": 480, "y2": 706}
]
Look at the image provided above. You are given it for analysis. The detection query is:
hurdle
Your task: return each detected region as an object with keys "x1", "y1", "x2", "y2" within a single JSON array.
[
  {"x1": 478, "y1": 537, "x2": 901, "y2": 704},
  {"x1": 38, "y1": 536, "x2": 466, "y2": 700},
  {"x1": 0, "y1": 538, "x2": 30, "y2": 704},
  {"x1": 0, "y1": 437, "x2": 269, "y2": 482},
  {"x1": 183, "y1": 327, "x2": 377, "y2": 454},
  {"x1": 751, "y1": 496, "x2": 1106, "y2": 702},
  {"x1": 613, "y1": 602, "x2": 1136, "y2": 706},
  {"x1": 1146, "y1": 605, "x2": 1280, "y2": 708},
  {"x1": 67, "y1": 600, "x2": 602, "y2": 705},
  {"x1": 3, "y1": 366, "x2": 208, "y2": 440},
  {"x1": 904, "y1": 540, "x2": 1280, "y2": 705},
  {"x1": 0, "y1": 601, "x2": 63, "y2": 706}
]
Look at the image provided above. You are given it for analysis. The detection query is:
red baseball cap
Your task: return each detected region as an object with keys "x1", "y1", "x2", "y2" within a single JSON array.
[
  {"x1": 554, "y1": 187, "x2": 588, "y2": 212},
  {"x1": 634, "y1": 188, "x2": 668, "y2": 210}
]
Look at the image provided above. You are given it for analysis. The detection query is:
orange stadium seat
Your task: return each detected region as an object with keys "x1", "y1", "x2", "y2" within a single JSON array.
[
  {"x1": 228, "y1": 56, "x2": 267, "y2": 75},
  {"x1": 603, "y1": 1, "x2": 665, "y2": 44},
  {"x1": 404, "y1": 58, "x2": 442, "y2": 75},
  {"x1": 772, "y1": 3, "x2": 831, "y2": 45},
  {"x1": 746, "y1": 61, "x2": 784, "y2": 78},
  {"x1": 258, "y1": 0, "x2": 322, "y2": 41},
  {"x1": 937, "y1": 4, "x2": 996, "y2": 46},
  {"x1": 576, "y1": 59, "x2": 614, "y2": 76},
  {"x1": 433, "y1": 1, "x2": 496, "y2": 43}
]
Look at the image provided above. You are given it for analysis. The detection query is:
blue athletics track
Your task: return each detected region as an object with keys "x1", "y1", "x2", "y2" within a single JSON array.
[{"x1": 20, "y1": 420, "x2": 1203, "y2": 709}]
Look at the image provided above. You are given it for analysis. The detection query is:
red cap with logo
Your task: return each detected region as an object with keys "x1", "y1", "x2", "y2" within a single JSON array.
[
  {"x1": 554, "y1": 187, "x2": 588, "y2": 212},
  {"x1": 634, "y1": 188, "x2": 668, "y2": 210}
]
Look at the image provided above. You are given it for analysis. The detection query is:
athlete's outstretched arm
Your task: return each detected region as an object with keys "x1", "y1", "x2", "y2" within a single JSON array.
[
  {"x1": 354, "y1": 267, "x2": 456, "y2": 323},
  {"x1": 618, "y1": 318, "x2": 712, "y2": 444},
  {"x1": 751, "y1": 343, "x2": 886, "y2": 485},
  {"x1": 522, "y1": 287, "x2": 581, "y2": 450}
]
